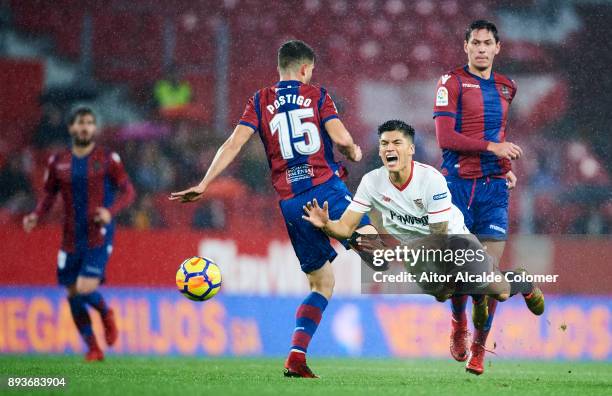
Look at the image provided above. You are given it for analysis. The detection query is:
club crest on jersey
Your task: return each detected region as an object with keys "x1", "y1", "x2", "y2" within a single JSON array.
[
  {"x1": 413, "y1": 199, "x2": 424, "y2": 209},
  {"x1": 436, "y1": 87, "x2": 448, "y2": 106}
]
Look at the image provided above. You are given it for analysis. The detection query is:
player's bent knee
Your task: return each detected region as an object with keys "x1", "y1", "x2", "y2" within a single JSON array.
[
  {"x1": 311, "y1": 277, "x2": 335, "y2": 299},
  {"x1": 66, "y1": 285, "x2": 78, "y2": 297},
  {"x1": 76, "y1": 285, "x2": 95, "y2": 295},
  {"x1": 495, "y1": 293, "x2": 509, "y2": 302},
  {"x1": 434, "y1": 293, "x2": 452, "y2": 302},
  {"x1": 310, "y1": 276, "x2": 335, "y2": 299},
  {"x1": 306, "y1": 261, "x2": 335, "y2": 299},
  {"x1": 313, "y1": 285, "x2": 334, "y2": 300},
  {"x1": 75, "y1": 277, "x2": 100, "y2": 295}
]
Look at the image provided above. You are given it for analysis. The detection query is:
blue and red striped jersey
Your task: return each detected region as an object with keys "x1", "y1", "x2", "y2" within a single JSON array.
[
  {"x1": 35, "y1": 146, "x2": 135, "y2": 252},
  {"x1": 433, "y1": 65, "x2": 517, "y2": 179},
  {"x1": 239, "y1": 80, "x2": 341, "y2": 200}
]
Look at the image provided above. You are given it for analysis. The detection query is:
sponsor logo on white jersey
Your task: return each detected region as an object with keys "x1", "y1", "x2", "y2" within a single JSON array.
[{"x1": 432, "y1": 192, "x2": 447, "y2": 201}]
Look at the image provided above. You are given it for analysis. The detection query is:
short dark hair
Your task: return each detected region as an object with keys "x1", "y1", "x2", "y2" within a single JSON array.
[
  {"x1": 377, "y1": 120, "x2": 415, "y2": 141},
  {"x1": 278, "y1": 40, "x2": 316, "y2": 71},
  {"x1": 465, "y1": 19, "x2": 500, "y2": 43},
  {"x1": 68, "y1": 106, "x2": 96, "y2": 125}
]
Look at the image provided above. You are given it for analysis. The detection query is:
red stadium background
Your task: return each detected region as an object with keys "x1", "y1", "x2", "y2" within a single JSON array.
[
  {"x1": 1, "y1": 226, "x2": 611, "y2": 295},
  {"x1": 1, "y1": 0, "x2": 611, "y2": 360}
]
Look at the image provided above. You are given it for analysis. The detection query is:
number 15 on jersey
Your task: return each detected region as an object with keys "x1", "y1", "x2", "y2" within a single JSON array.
[{"x1": 269, "y1": 108, "x2": 321, "y2": 160}]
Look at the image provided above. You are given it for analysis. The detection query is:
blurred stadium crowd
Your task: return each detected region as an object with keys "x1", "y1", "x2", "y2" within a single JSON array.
[{"x1": 0, "y1": 0, "x2": 610, "y2": 234}]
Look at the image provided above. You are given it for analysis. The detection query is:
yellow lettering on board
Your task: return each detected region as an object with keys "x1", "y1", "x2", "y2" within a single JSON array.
[
  {"x1": 231, "y1": 318, "x2": 262, "y2": 355},
  {"x1": 174, "y1": 300, "x2": 199, "y2": 355},
  {"x1": 27, "y1": 297, "x2": 54, "y2": 353},
  {"x1": 6, "y1": 298, "x2": 27, "y2": 352},
  {"x1": 201, "y1": 301, "x2": 226, "y2": 355}
]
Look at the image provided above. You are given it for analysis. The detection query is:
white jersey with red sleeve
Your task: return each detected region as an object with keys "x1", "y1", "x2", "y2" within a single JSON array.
[{"x1": 347, "y1": 161, "x2": 468, "y2": 236}]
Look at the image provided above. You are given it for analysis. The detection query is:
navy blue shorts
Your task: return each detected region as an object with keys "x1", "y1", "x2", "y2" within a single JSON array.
[
  {"x1": 279, "y1": 176, "x2": 371, "y2": 273},
  {"x1": 57, "y1": 244, "x2": 112, "y2": 286},
  {"x1": 446, "y1": 176, "x2": 509, "y2": 240}
]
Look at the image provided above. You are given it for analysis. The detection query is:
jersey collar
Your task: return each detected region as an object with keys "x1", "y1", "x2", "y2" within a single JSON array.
[
  {"x1": 276, "y1": 80, "x2": 303, "y2": 89},
  {"x1": 389, "y1": 160, "x2": 414, "y2": 191},
  {"x1": 463, "y1": 65, "x2": 494, "y2": 82},
  {"x1": 71, "y1": 144, "x2": 97, "y2": 159}
]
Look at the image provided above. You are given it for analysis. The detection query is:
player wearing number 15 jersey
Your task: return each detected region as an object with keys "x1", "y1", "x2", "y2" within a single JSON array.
[{"x1": 171, "y1": 40, "x2": 372, "y2": 378}]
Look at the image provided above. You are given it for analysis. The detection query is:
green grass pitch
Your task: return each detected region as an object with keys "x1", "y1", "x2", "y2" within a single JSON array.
[{"x1": 1, "y1": 356, "x2": 612, "y2": 396}]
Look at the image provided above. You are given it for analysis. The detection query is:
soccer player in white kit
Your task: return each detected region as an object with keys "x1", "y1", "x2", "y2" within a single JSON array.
[{"x1": 302, "y1": 121, "x2": 544, "y2": 327}]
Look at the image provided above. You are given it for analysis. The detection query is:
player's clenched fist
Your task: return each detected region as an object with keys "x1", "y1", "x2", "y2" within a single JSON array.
[
  {"x1": 487, "y1": 141, "x2": 523, "y2": 160},
  {"x1": 505, "y1": 170, "x2": 517, "y2": 190},
  {"x1": 302, "y1": 198, "x2": 329, "y2": 228},
  {"x1": 23, "y1": 213, "x2": 38, "y2": 233},
  {"x1": 94, "y1": 207, "x2": 112, "y2": 225},
  {"x1": 350, "y1": 144, "x2": 362, "y2": 162}
]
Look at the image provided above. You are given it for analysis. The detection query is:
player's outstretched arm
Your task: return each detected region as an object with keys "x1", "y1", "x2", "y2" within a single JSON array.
[
  {"x1": 324, "y1": 118, "x2": 362, "y2": 162},
  {"x1": 302, "y1": 198, "x2": 364, "y2": 240},
  {"x1": 170, "y1": 124, "x2": 254, "y2": 203}
]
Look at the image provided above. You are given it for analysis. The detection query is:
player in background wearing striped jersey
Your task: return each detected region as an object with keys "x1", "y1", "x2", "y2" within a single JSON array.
[
  {"x1": 171, "y1": 40, "x2": 374, "y2": 378},
  {"x1": 433, "y1": 20, "x2": 543, "y2": 374},
  {"x1": 23, "y1": 107, "x2": 136, "y2": 361}
]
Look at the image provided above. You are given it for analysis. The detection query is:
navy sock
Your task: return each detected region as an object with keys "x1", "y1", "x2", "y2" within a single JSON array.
[
  {"x1": 290, "y1": 292, "x2": 328, "y2": 354},
  {"x1": 82, "y1": 291, "x2": 109, "y2": 315},
  {"x1": 68, "y1": 295, "x2": 93, "y2": 341}
]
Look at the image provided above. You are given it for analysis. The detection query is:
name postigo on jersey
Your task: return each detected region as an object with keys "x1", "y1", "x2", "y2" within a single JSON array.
[{"x1": 266, "y1": 94, "x2": 312, "y2": 114}]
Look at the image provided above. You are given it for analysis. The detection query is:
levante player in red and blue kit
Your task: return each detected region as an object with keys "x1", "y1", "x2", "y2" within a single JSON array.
[
  {"x1": 24, "y1": 107, "x2": 136, "y2": 361},
  {"x1": 433, "y1": 20, "x2": 542, "y2": 374},
  {"x1": 171, "y1": 40, "x2": 373, "y2": 378}
]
